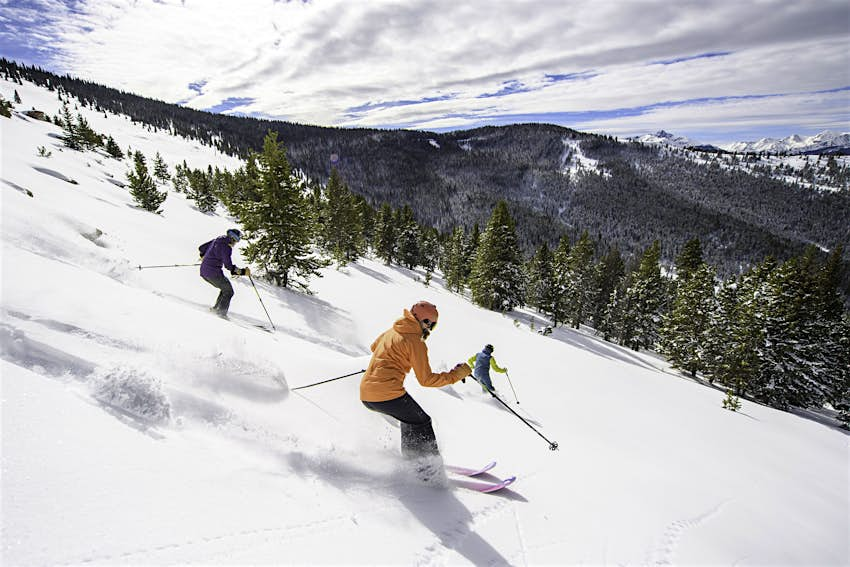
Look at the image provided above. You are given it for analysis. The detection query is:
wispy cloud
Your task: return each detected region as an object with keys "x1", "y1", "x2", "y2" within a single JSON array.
[
  {"x1": 477, "y1": 80, "x2": 536, "y2": 99},
  {"x1": 0, "y1": 0, "x2": 847, "y2": 144},
  {"x1": 650, "y1": 52, "x2": 732, "y2": 66},
  {"x1": 204, "y1": 97, "x2": 256, "y2": 115},
  {"x1": 544, "y1": 71, "x2": 599, "y2": 83},
  {"x1": 345, "y1": 94, "x2": 458, "y2": 117}
]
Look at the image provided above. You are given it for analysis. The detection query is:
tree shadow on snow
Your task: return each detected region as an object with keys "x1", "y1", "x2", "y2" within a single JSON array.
[
  {"x1": 281, "y1": 451, "x2": 522, "y2": 565},
  {"x1": 0, "y1": 322, "x2": 96, "y2": 378},
  {"x1": 32, "y1": 165, "x2": 76, "y2": 184},
  {"x1": 3, "y1": 178, "x2": 34, "y2": 197},
  {"x1": 347, "y1": 262, "x2": 393, "y2": 284},
  {"x1": 154, "y1": 290, "x2": 365, "y2": 357}
]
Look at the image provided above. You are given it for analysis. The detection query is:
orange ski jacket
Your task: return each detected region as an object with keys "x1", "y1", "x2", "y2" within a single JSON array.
[{"x1": 360, "y1": 309, "x2": 471, "y2": 402}]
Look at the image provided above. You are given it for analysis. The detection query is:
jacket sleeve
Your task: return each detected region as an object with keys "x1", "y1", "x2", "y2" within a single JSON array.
[
  {"x1": 468, "y1": 354, "x2": 477, "y2": 368},
  {"x1": 410, "y1": 339, "x2": 469, "y2": 387},
  {"x1": 199, "y1": 240, "x2": 212, "y2": 258},
  {"x1": 370, "y1": 331, "x2": 386, "y2": 353},
  {"x1": 222, "y1": 242, "x2": 237, "y2": 273},
  {"x1": 490, "y1": 357, "x2": 507, "y2": 373}
]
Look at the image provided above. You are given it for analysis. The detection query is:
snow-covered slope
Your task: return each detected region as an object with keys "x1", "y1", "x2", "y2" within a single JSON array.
[
  {"x1": 725, "y1": 130, "x2": 850, "y2": 155},
  {"x1": 2, "y1": 78, "x2": 849, "y2": 566}
]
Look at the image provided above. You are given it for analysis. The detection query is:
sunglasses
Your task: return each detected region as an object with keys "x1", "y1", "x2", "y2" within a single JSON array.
[{"x1": 421, "y1": 319, "x2": 437, "y2": 331}]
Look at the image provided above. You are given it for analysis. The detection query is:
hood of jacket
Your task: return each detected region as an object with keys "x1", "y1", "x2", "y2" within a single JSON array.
[{"x1": 393, "y1": 309, "x2": 425, "y2": 339}]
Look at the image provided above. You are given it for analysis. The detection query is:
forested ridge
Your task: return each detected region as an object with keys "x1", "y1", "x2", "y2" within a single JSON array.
[{"x1": 3, "y1": 58, "x2": 848, "y2": 284}]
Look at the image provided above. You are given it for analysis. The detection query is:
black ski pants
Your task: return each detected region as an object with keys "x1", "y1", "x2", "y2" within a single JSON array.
[
  {"x1": 363, "y1": 393, "x2": 439, "y2": 458},
  {"x1": 202, "y1": 273, "x2": 234, "y2": 315}
]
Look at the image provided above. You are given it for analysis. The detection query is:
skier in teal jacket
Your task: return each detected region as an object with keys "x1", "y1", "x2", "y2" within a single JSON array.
[{"x1": 468, "y1": 344, "x2": 507, "y2": 393}]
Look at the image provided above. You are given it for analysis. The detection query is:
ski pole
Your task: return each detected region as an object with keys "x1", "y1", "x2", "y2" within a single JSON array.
[
  {"x1": 487, "y1": 387, "x2": 558, "y2": 450},
  {"x1": 505, "y1": 370, "x2": 520, "y2": 405},
  {"x1": 137, "y1": 263, "x2": 201, "y2": 270},
  {"x1": 291, "y1": 369, "x2": 366, "y2": 391},
  {"x1": 248, "y1": 274, "x2": 276, "y2": 331}
]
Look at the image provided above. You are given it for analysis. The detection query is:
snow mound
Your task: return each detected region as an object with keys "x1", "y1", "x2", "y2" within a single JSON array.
[{"x1": 89, "y1": 365, "x2": 172, "y2": 424}]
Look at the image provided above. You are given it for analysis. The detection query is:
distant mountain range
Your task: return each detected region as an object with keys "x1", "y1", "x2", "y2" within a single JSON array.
[
  {"x1": 725, "y1": 131, "x2": 850, "y2": 155},
  {"x1": 634, "y1": 130, "x2": 850, "y2": 155}
]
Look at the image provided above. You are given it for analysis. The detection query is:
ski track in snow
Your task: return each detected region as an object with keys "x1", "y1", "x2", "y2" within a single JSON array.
[
  {"x1": 413, "y1": 499, "x2": 513, "y2": 567},
  {"x1": 647, "y1": 499, "x2": 731, "y2": 566},
  {"x1": 57, "y1": 512, "x2": 359, "y2": 565}
]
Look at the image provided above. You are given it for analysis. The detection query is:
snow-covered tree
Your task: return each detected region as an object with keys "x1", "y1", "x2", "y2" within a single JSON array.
[
  {"x1": 374, "y1": 203, "x2": 396, "y2": 265},
  {"x1": 470, "y1": 200, "x2": 525, "y2": 311},
  {"x1": 623, "y1": 240, "x2": 667, "y2": 350},
  {"x1": 444, "y1": 226, "x2": 468, "y2": 293},
  {"x1": 525, "y1": 243, "x2": 556, "y2": 315},
  {"x1": 590, "y1": 247, "x2": 625, "y2": 331},
  {"x1": 395, "y1": 205, "x2": 420, "y2": 269},
  {"x1": 152, "y1": 152, "x2": 170, "y2": 184},
  {"x1": 104, "y1": 136, "x2": 123, "y2": 160},
  {"x1": 239, "y1": 131, "x2": 326, "y2": 290},
  {"x1": 563, "y1": 231, "x2": 596, "y2": 328},
  {"x1": 322, "y1": 167, "x2": 363, "y2": 265},
  {"x1": 127, "y1": 151, "x2": 166, "y2": 213},
  {"x1": 661, "y1": 263, "x2": 716, "y2": 377}
]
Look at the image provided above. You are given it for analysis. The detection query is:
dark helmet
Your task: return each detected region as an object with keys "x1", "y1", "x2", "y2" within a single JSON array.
[
  {"x1": 484, "y1": 344, "x2": 494, "y2": 353},
  {"x1": 226, "y1": 228, "x2": 242, "y2": 242}
]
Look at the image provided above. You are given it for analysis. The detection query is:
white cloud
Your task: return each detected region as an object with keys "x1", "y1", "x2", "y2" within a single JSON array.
[{"x1": 6, "y1": 0, "x2": 849, "y2": 143}]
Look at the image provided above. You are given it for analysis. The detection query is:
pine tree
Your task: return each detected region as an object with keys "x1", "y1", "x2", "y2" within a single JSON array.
[
  {"x1": 152, "y1": 152, "x2": 170, "y2": 183},
  {"x1": 624, "y1": 240, "x2": 666, "y2": 350},
  {"x1": 590, "y1": 247, "x2": 625, "y2": 331},
  {"x1": 599, "y1": 274, "x2": 634, "y2": 343},
  {"x1": 127, "y1": 151, "x2": 166, "y2": 213},
  {"x1": 660, "y1": 263, "x2": 716, "y2": 377},
  {"x1": 0, "y1": 95, "x2": 12, "y2": 118},
  {"x1": 525, "y1": 243, "x2": 555, "y2": 315},
  {"x1": 354, "y1": 195, "x2": 375, "y2": 253},
  {"x1": 238, "y1": 131, "x2": 326, "y2": 290},
  {"x1": 722, "y1": 389, "x2": 742, "y2": 412},
  {"x1": 374, "y1": 203, "x2": 396, "y2": 265},
  {"x1": 59, "y1": 101, "x2": 82, "y2": 150},
  {"x1": 418, "y1": 227, "x2": 441, "y2": 282},
  {"x1": 703, "y1": 277, "x2": 740, "y2": 386},
  {"x1": 550, "y1": 235, "x2": 571, "y2": 326},
  {"x1": 75, "y1": 114, "x2": 102, "y2": 150},
  {"x1": 223, "y1": 155, "x2": 263, "y2": 217},
  {"x1": 171, "y1": 162, "x2": 189, "y2": 193},
  {"x1": 187, "y1": 166, "x2": 217, "y2": 214},
  {"x1": 396, "y1": 205, "x2": 420, "y2": 269},
  {"x1": 13, "y1": 89, "x2": 21, "y2": 104},
  {"x1": 444, "y1": 227, "x2": 468, "y2": 293},
  {"x1": 322, "y1": 168, "x2": 362, "y2": 265},
  {"x1": 563, "y1": 231, "x2": 596, "y2": 328},
  {"x1": 470, "y1": 200, "x2": 526, "y2": 311},
  {"x1": 815, "y1": 246, "x2": 850, "y2": 415},
  {"x1": 754, "y1": 258, "x2": 822, "y2": 409},
  {"x1": 104, "y1": 136, "x2": 124, "y2": 159},
  {"x1": 460, "y1": 223, "x2": 480, "y2": 287}
]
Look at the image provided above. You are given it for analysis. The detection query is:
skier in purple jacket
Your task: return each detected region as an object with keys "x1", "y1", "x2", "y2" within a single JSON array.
[{"x1": 199, "y1": 228, "x2": 250, "y2": 318}]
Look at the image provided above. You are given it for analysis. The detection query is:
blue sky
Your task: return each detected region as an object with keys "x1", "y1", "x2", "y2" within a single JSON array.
[{"x1": 1, "y1": 0, "x2": 848, "y2": 145}]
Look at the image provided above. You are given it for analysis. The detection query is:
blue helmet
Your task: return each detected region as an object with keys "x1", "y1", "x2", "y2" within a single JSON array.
[{"x1": 226, "y1": 228, "x2": 242, "y2": 242}]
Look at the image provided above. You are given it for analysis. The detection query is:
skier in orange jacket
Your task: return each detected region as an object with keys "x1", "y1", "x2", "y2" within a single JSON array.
[{"x1": 361, "y1": 301, "x2": 471, "y2": 483}]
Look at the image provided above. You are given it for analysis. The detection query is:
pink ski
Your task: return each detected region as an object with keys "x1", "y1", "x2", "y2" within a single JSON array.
[
  {"x1": 452, "y1": 476, "x2": 516, "y2": 493},
  {"x1": 444, "y1": 461, "x2": 497, "y2": 477}
]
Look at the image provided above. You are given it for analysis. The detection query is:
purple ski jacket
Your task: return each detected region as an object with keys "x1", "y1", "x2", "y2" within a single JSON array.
[{"x1": 199, "y1": 235, "x2": 238, "y2": 279}]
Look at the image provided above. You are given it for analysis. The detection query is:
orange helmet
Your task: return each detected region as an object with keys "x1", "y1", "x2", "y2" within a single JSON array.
[{"x1": 411, "y1": 300, "x2": 438, "y2": 328}]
